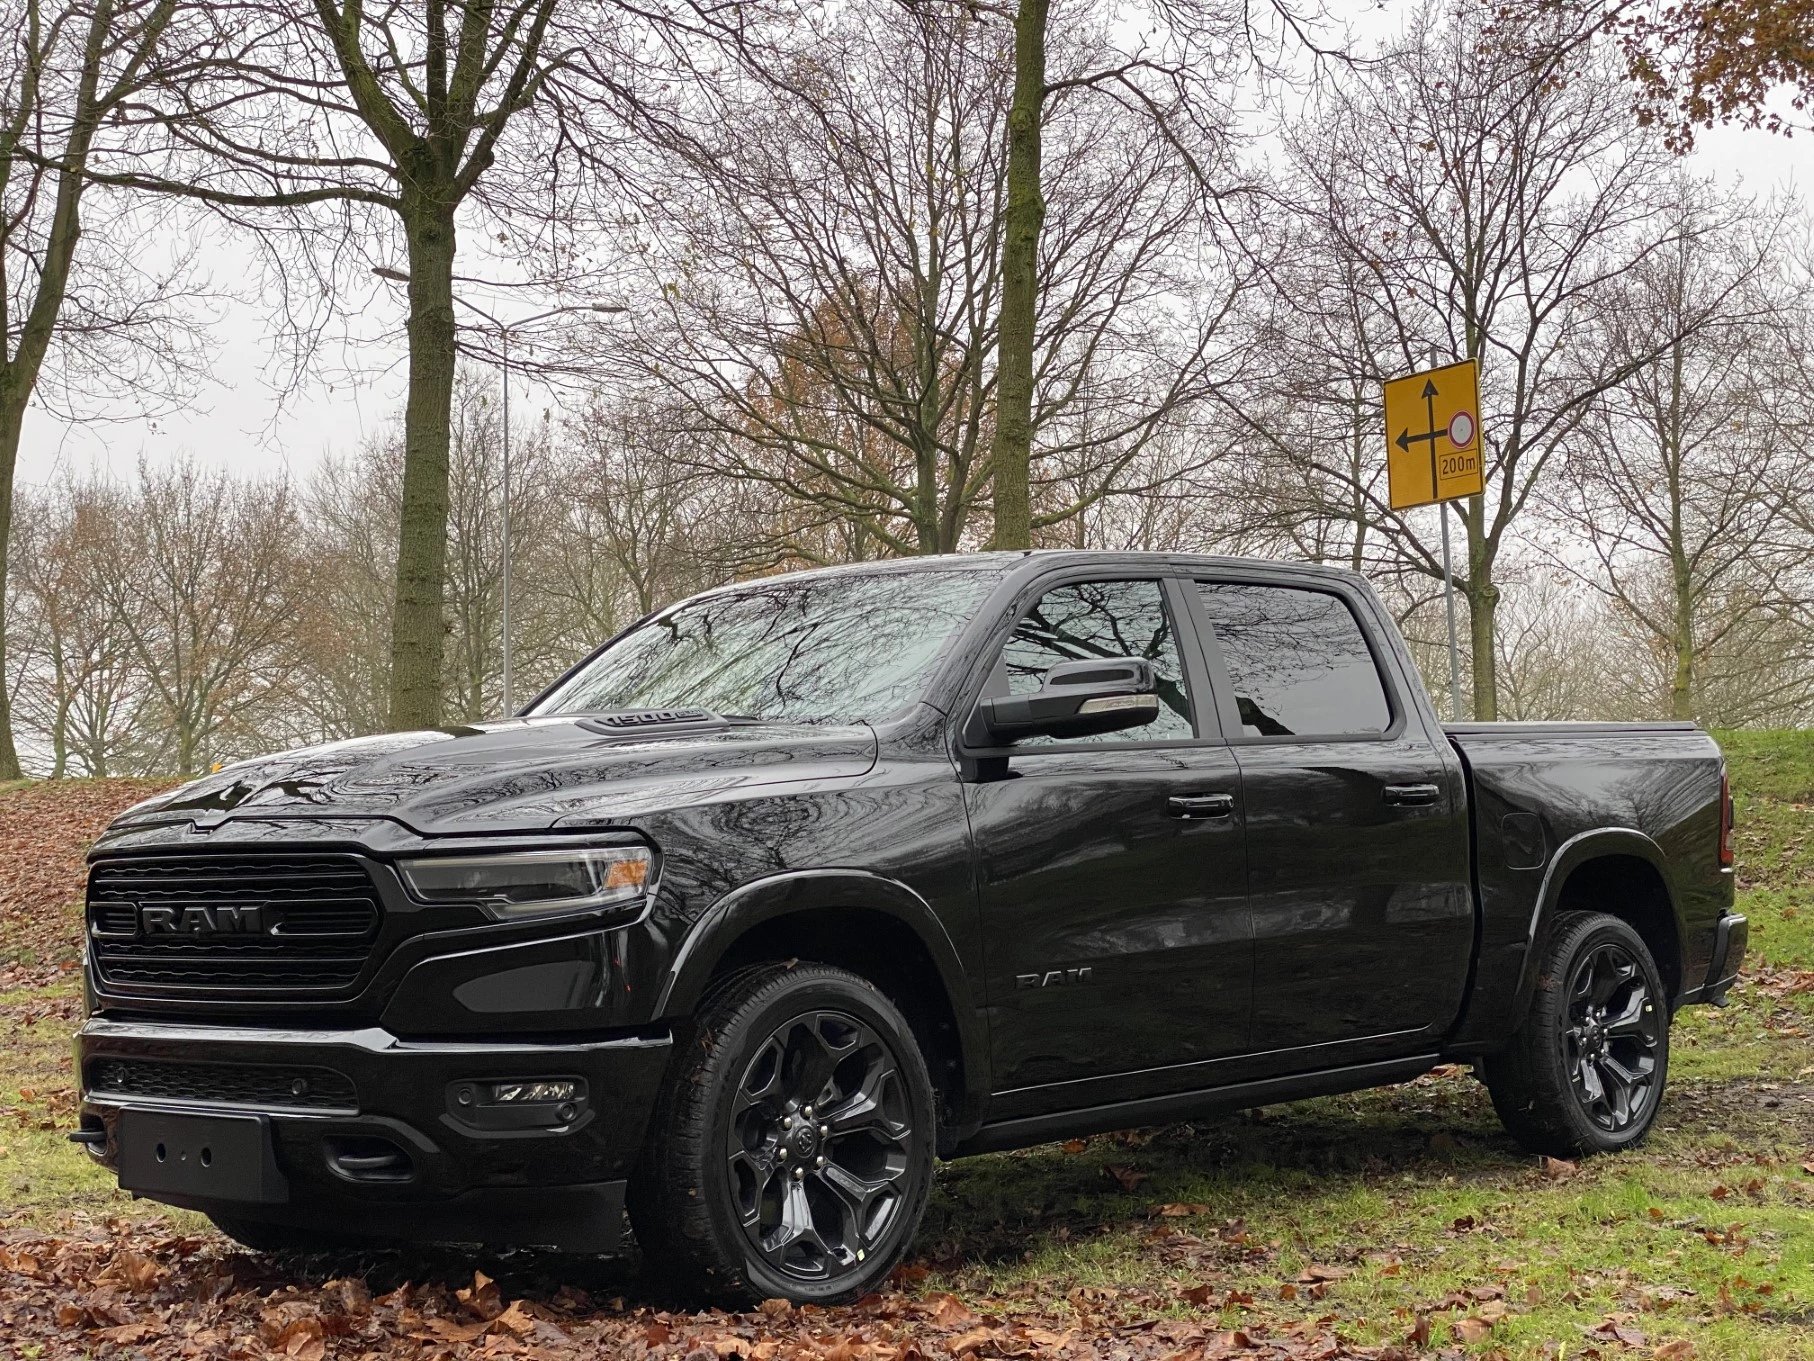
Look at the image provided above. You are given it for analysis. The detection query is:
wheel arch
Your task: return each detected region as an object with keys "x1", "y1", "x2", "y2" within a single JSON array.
[
  {"x1": 1514, "y1": 829, "x2": 1686, "y2": 1023},
  {"x1": 654, "y1": 870, "x2": 988, "y2": 1143}
]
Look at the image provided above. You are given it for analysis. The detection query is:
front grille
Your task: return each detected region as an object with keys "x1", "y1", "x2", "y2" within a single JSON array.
[
  {"x1": 86, "y1": 1058, "x2": 358, "y2": 1112},
  {"x1": 87, "y1": 855, "x2": 381, "y2": 994}
]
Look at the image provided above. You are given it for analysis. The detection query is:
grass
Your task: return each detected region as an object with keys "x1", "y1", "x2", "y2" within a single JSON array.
[{"x1": 2, "y1": 735, "x2": 1812, "y2": 1357}]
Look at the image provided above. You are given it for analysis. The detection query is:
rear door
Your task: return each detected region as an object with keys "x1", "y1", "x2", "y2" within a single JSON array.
[
  {"x1": 961, "y1": 573, "x2": 1253, "y2": 1110},
  {"x1": 1189, "y1": 574, "x2": 1472, "y2": 1064}
]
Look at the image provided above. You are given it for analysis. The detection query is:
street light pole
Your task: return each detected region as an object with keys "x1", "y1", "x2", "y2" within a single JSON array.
[
  {"x1": 500, "y1": 326, "x2": 512, "y2": 713},
  {"x1": 371, "y1": 268, "x2": 623, "y2": 716}
]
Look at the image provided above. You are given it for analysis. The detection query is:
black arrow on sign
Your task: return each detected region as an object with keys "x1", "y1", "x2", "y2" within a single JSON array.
[{"x1": 1394, "y1": 378, "x2": 1443, "y2": 498}]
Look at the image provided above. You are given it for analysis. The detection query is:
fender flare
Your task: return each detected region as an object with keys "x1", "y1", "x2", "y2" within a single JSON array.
[
  {"x1": 653, "y1": 869, "x2": 990, "y2": 1128},
  {"x1": 1511, "y1": 826, "x2": 1686, "y2": 1020}
]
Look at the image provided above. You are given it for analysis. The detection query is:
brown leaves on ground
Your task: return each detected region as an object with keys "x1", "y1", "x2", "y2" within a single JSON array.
[
  {"x1": 0, "y1": 1225, "x2": 1448, "y2": 1361},
  {"x1": 0, "y1": 778, "x2": 171, "y2": 982}
]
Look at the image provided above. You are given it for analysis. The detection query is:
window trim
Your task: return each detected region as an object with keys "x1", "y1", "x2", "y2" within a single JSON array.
[
  {"x1": 1187, "y1": 575, "x2": 1407, "y2": 747},
  {"x1": 953, "y1": 570, "x2": 1227, "y2": 759}
]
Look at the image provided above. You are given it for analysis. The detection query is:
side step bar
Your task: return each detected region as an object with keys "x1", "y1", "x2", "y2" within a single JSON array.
[{"x1": 956, "y1": 1054, "x2": 1442, "y2": 1156}]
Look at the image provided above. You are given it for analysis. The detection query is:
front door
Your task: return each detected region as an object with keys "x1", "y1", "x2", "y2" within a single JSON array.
[
  {"x1": 962, "y1": 576, "x2": 1253, "y2": 1111},
  {"x1": 1192, "y1": 578, "x2": 1472, "y2": 1064}
]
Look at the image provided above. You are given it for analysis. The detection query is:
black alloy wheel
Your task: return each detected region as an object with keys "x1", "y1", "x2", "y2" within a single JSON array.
[
  {"x1": 1483, "y1": 911, "x2": 1671, "y2": 1157},
  {"x1": 1560, "y1": 939, "x2": 1662, "y2": 1134},
  {"x1": 629, "y1": 963, "x2": 936, "y2": 1304},
  {"x1": 726, "y1": 1010, "x2": 915, "y2": 1283}
]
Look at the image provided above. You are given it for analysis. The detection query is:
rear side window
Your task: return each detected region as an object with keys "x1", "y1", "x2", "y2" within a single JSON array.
[
  {"x1": 1197, "y1": 583, "x2": 1390, "y2": 738},
  {"x1": 998, "y1": 579, "x2": 1194, "y2": 743}
]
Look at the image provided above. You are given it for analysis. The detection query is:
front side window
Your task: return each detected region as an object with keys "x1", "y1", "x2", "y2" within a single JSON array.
[
  {"x1": 1197, "y1": 582, "x2": 1391, "y2": 738},
  {"x1": 532, "y1": 567, "x2": 1005, "y2": 725},
  {"x1": 994, "y1": 579, "x2": 1194, "y2": 743}
]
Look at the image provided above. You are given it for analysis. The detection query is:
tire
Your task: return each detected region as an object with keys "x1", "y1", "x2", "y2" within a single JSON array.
[
  {"x1": 1483, "y1": 911, "x2": 1671, "y2": 1158},
  {"x1": 629, "y1": 962, "x2": 937, "y2": 1305},
  {"x1": 209, "y1": 1214, "x2": 360, "y2": 1254}
]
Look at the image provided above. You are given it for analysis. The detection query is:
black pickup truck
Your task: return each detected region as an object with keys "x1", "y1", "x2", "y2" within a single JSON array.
[{"x1": 74, "y1": 551, "x2": 1744, "y2": 1303}]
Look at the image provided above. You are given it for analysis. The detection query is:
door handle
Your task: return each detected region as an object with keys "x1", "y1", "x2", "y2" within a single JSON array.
[
  {"x1": 1169, "y1": 793, "x2": 1235, "y2": 820},
  {"x1": 1383, "y1": 783, "x2": 1442, "y2": 807}
]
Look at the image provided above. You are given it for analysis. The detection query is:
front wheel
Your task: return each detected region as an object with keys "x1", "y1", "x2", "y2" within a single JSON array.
[
  {"x1": 629, "y1": 963, "x2": 936, "y2": 1305},
  {"x1": 1484, "y1": 912, "x2": 1670, "y2": 1157}
]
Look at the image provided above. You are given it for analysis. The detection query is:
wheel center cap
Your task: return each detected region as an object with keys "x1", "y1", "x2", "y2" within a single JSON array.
[{"x1": 791, "y1": 1125, "x2": 819, "y2": 1158}]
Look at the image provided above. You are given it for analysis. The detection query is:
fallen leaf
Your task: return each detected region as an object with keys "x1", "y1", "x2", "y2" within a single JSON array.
[
  {"x1": 1299, "y1": 1264, "x2": 1352, "y2": 1282},
  {"x1": 1452, "y1": 1317, "x2": 1494, "y2": 1343},
  {"x1": 926, "y1": 1294, "x2": 983, "y2": 1330},
  {"x1": 945, "y1": 1325, "x2": 996, "y2": 1356},
  {"x1": 1653, "y1": 1342, "x2": 1696, "y2": 1360},
  {"x1": 1542, "y1": 1156, "x2": 1579, "y2": 1180},
  {"x1": 1103, "y1": 1164, "x2": 1149, "y2": 1193},
  {"x1": 458, "y1": 1268, "x2": 504, "y2": 1320}
]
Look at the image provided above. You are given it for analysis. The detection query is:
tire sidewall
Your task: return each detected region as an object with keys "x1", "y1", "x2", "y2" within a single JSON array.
[
  {"x1": 696, "y1": 968, "x2": 936, "y2": 1304},
  {"x1": 1537, "y1": 915, "x2": 1671, "y2": 1153}
]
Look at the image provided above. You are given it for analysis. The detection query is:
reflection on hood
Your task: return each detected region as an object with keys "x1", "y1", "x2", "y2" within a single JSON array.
[{"x1": 110, "y1": 716, "x2": 878, "y2": 836}]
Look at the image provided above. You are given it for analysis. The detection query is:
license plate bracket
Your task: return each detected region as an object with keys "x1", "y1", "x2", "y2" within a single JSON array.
[{"x1": 117, "y1": 1109, "x2": 288, "y2": 1204}]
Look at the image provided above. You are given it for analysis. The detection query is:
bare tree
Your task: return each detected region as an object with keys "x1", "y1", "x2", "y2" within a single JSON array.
[
  {"x1": 1550, "y1": 183, "x2": 1814, "y2": 721},
  {"x1": 619, "y1": 4, "x2": 1258, "y2": 557},
  {"x1": 0, "y1": 0, "x2": 209, "y2": 777},
  {"x1": 90, "y1": 457, "x2": 302, "y2": 772},
  {"x1": 88, "y1": 0, "x2": 758, "y2": 730},
  {"x1": 1266, "y1": 3, "x2": 1716, "y2": 718},
  {"x1": 974, "y1": 0, "x2": 1328, "y2": 549},
  {"x1": 9, "y1": 480, "x2": 157, "y2": 774}
]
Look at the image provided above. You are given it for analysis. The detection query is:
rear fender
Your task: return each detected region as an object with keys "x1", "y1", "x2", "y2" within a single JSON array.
[{"x1": 1510, "y1": 827, "x2": 1686, "y2": 1026}]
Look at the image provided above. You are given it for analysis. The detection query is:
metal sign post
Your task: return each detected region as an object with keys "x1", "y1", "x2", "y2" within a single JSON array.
[
  {"x1": 1384, "y1": 356, "x2": 1482, "y2": 722},
  {"x1": 1441, "y1": 502, "x2": 1462, "y2": 722}
]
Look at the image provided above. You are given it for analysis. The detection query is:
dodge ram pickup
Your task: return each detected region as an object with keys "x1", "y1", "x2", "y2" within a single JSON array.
[{"x1": 73, "y1": 551, "x2": 1745, "y2": 1303}]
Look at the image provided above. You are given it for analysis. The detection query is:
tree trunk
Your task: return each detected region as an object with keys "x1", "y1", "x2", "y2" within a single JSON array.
[
  {"x1": 1669, "y1": 565, "x2": 1694, "y2": 721},
  {"x1": 0, "y1": 390, "x2": 24, "y2": 780},
  {"x1": 1463, "y1": 497, "x2": 1498, "y2": 721},
  {"x1": 989, "y1": 0, "x2": 1048, "y2": 551},
  {"x1": 386, "y1": 199, "x2": 460, "y2": 731}
]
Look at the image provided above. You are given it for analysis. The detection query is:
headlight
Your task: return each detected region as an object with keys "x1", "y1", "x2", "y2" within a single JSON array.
[{"x1": 397, "y1": 846, "x2": 653, "y2": 920}]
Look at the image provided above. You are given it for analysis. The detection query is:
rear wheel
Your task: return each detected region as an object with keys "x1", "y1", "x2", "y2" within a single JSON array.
[
  {"x1": 629, "y1": 963, "x2": 936, "y2": 1305},
  {"x1": 1484, "y1": 912, "x2": 1670, "y2": 1157}
]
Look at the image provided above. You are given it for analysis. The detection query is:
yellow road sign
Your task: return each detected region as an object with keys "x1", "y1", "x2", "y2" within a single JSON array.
[{"x1": 1384, "y1": 358, "x2": 1483, "y2": 510}]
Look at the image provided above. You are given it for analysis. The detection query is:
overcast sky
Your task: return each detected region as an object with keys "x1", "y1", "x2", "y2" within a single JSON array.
[{"x1": 15, "y1": 25, "x2": 1810, "y2": 495}]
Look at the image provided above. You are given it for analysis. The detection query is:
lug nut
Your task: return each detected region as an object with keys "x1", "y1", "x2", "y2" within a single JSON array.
[
  {"x1": 819, "y1": 1125, "x2": 828, "y2": 1136},
  {"x1": 816, "y1": 1155, "x2": 826, "y2": 1167},
  {"x1": 782, "y1": 1115, "x2": 793, "y2": 1129},
  {"x1": 802, "y1": 1105, "x2": 814, "y2": 1119},
  {"x1": 777, "y1": 1146, "x2": 787, "y2": 1160},
  {"x1": 793, "y1": 1167, "x2": 804, "y2": 1180}
]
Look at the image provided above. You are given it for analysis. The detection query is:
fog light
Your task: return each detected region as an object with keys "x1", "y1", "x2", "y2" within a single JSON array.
[{"x1": 490, "y1": 1080, "x2": 579, "y2": 1105}]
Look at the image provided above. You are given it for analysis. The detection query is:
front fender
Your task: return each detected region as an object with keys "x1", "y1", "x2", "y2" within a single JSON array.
[{"x1": 653, "y1": 869, "x2": 989, "y2": 1132}]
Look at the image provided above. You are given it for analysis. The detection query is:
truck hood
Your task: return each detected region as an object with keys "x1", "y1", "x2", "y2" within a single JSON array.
[{"x1": 106, "y1": 716, "x2": 879, "y2": 837}]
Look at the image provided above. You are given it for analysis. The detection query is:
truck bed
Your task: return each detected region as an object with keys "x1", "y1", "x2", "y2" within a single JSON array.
[{"x1": 1442, "y1": 720, "x2": 1731, "y2": 1049}]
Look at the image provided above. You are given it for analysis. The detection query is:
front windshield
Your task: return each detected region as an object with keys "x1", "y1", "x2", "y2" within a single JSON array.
[{"x1": 530, "y1": 566, "x2": 1006, "y2": 725}]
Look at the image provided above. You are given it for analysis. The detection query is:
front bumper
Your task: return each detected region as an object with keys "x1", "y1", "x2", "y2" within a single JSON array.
[{"x1": 75, "y1": 1017, "x2": 671, "y2": 1251}]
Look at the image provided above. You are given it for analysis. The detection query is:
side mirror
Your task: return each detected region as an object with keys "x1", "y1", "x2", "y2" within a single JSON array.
[{"x1": 976, "y1": 657, "x2": 1161, "y2": 744}]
